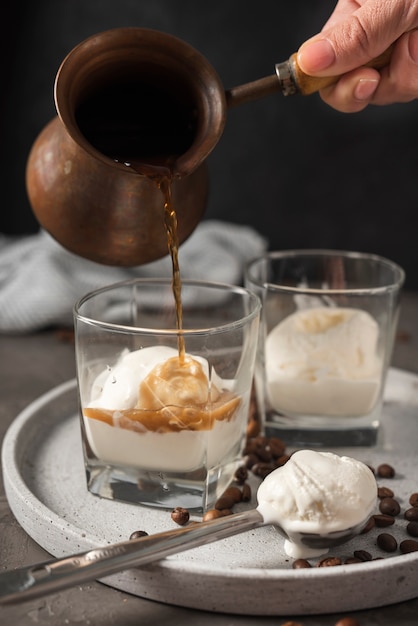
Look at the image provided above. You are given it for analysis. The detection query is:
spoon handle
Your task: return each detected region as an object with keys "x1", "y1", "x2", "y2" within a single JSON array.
[
  {"x1": 226, "y1": 45, "x2": 393, "y2": 106},
  {"x1": 0, "y1": 509, "x2": 264, "y2": 605}
]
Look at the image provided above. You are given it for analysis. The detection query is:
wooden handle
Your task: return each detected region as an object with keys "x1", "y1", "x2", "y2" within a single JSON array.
[
  {"x1": 289, "y1": 45, "x2": 394, "y2": 95},
  {"x1": 226, "y1": 45, "x2": 394, "y2": 106}
]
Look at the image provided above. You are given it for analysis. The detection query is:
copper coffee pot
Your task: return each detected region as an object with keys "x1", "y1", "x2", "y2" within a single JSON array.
[{"x1": 26, "y1": 27, "x2": 392, "y2": 266}]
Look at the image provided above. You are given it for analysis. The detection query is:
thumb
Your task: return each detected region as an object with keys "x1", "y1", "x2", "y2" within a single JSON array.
[{"x1": 297, "y1": 1, "x2": 408, "y2": 75}]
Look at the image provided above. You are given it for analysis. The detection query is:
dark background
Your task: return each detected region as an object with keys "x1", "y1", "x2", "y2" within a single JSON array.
[{"x1": 2, "y1": 0, "x2": 417, "y2": 288}]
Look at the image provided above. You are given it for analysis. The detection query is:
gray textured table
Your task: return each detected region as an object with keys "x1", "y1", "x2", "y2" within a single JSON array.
[{"x1": 1, "y1": 293, "x2": 418, "y2": 626}]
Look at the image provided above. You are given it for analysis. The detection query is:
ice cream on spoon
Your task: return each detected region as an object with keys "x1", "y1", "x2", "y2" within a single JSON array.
[{"x1": 257, "y1": 449, "x2": 378, "y2": 558}]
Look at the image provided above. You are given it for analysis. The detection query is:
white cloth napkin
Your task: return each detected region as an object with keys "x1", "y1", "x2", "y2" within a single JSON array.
[{"x1": 0, "y1": 221, "x2": 267, "y2": 333}]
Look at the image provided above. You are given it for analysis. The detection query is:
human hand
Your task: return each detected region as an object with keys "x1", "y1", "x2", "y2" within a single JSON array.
[{"x1": 297, "y1": 0, "x2": 418, "y2": 112}]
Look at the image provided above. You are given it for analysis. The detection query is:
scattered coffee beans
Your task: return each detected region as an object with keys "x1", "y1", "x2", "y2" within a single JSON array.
[
  {"x1": 214, "y1": 495, "x2": 237, "y2": 511},
  {"x1": 377, "y1": 463, "x2": 395, "y2": 478},
  {"x1": 373, "y1": 514, "x2": 395, "y2": 527},
  {"x1": 353, "y1": 549, "x2": 372, "y2": 562},
  {"x1": 344, "y1": 556, "x2": 363, "y2": 564},
  {"x1": 377, "y1": 486, "x2": 394, "y2": 499},
  {"x1": 409, "y1": 492, "x2": 418, "y2": 507},
  {"x1": 377, "y1": 532, "x2": 398, "y2": 552},
  {"x1": 222, "y1": 486, "x2": 243, "y2": 504},
  {"x1": 129, "y1": 530, "x2": 149, "y2": 540},
  {"x1": 360, "y1": 516, "x2": 375, "y2": 533},
  {"x1": 379, "y1": 497, "x2": 401, "y2": 516},
  {"x1": 317, "y1": 556, "x2": 342, "y2": 567},
  {"x1": 234, "y1": 465, "x2": 248, "y2": 484},
  {"x1": 241, "y1": 483, "x2": 252, "y2": 502},
  {"x1": 292, "y1": 559, "x2": 312, "y2": 569},
  {"x1": 251, "y1": 462, "x2": 274, "y2": 479},
  {"x1": 334, "y1": 618, "x2": 360, "y2": 626},
  {"x1": 171, "y1": 507, "x2": 190, "y2": 526},
  {"x1": 407, "y1": 521, "x2": 418, "y2": 537},
  {"x1": 202, "y1": 509, "x2": 224, "y2": 521},
  {"x1": 400, "y1": 539, "x2": 418, "y2": 553},
  {"x1": 405, "y1": 507, "x2": 418, "y2": 522}
]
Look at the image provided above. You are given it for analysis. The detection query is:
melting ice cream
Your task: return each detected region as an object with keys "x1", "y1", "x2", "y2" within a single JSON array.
[
  {"x1": 265, "y1": 307, "x2": 382, "y2": 416},
  {"x1": 257, "y1": 449, "x2": 377, "y2": 558},
  {"x1": 83, "y1": 346, "x2": 243, "y2": 472}
]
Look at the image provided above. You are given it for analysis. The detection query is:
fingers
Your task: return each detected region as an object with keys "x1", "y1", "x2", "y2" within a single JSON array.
[
  {"x1": 298, "y1": 0, "x2": 411, "y2": 76},
  {"x1": 372, "y1": 30, "x2": 418, "y2": 104},
  {"x1": 313, "y1": 31, "x2": 418, "y2": 112},
  {"x1": 318, "y1": 68, "x2": 380, "y2": 113}
]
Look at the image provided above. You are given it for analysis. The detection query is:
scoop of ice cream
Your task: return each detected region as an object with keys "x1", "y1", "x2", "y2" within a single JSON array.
[
  {"x1": 89, "y1": 345, "x2": 224, "y2": 411},
  {"x1": 84, "y1": 346, "x2": 242, "y2": 471},
  {"x1": 265, "y1": 306, "x2": 382, "y2": 416},
  {"x1": 257, "y1": 449, "x2": 377, "y2": 558}
]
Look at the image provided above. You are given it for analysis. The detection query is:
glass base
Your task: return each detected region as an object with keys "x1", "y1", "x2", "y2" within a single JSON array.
[
  {"x1": 264, "y1": 410, "x2": 380, "y2": 448},
  {"x1": 85, "y1": 458, "x2": 241, "y2": 513}
]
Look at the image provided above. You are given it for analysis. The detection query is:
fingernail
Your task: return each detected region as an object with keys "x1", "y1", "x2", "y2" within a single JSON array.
[
  {"x1": 298, "y1": 39, "x2": 336, "y2": 73},
  {"x1": 354, "y1": 78, "x2": 379, "y2": 101},
  {"x1": 408, "y1": 29, "x2": 418, "y2": 63}
]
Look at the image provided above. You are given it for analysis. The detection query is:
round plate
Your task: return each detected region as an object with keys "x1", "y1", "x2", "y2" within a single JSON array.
[{"x1": 2, "y1": 369, "x2": 418, "y2": 615}]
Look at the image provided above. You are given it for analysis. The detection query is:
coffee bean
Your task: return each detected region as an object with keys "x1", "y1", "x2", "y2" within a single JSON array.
[
  {"x1": 405, "y1": 507, "x2": 418, "y2": 522},
  {"x1": 214, "y1": 495, "x2": 235, "y2": 510},
  {"x1": 220, "y1": 508, "x2": 234, "y2": 516},
  {"x1": 335, "y1": 618, "x2": 360, "y2": 626},
  {"x1": 246, "y1": 436, "x2": 269, "y2": 460},
  {"x1": 360, "y1": 516, "x2": 375, "y2": 533},
  {"x1": 268, "y1": 436, "x2": 286, "y2": 458},
  {"x1": 409, "y1": 492, "x2": 418, "y2": 507},
  {"x1": 317, "y1": 556, "x2": 342, "y2": 567},
  {"x1": 407, "y1": 521, "x2": 418, "y2": 537},
  {"x1": 245, "y1": 453, "x2": 259, "y2": 469},
  {"x1": 373, "y1": 514, "x2": 395, "y2": 527},
  {"x1": 253, "y1": 442, "x2": 273, "y2": 463},
  {"x1": 400, "y1": 539, "x2": 418, "y2": 553},
  {"x1": 129, "y1": 530, "x2": 148, "y2": 540},
  {"x1": 252, "y1": 462, "x2": 274, "y2": 478},
  {"x1": 274, "y1": 454, "x2": 291, "y2": 467},
  {"x1": 379, "y1": 497, "x2": 401, "y2": 516},
  {"x1": 171, "y1": 507, "x2": 190, "y2": 526},
  {"x1": 378, "y1": 486, "x2": 394, "y2": 499},
  {"x1": 222, "y1": 486, "x2": 242, "y2": 504},
  {"x1": 292, "y1": 559, "x2": 312, "y2": 569},
  {"x1": 202, "y1": 509, "x2": 223, "y2": 521},
  {"x1": 377, "y1": 532, "x2": 398, "y2": 552},
  {"x1": 344, "y1": 557, "x2": 362, "y2": 564},
  {"x1": 234, "y1": 465, "x2": 248, "y2": 484},
  {"x1": 377, "y1": 463, "x2": 395, "y2": 478},
  {"x1": 353, "y1": 549, "x2": 372, "y2": 561},
  {"x1": 241, "y1": 482, "x2": 252, "y2": 502}
]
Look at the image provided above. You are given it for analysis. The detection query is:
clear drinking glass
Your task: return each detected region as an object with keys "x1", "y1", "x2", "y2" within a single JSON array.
[
  {"x1": 245, "y1": 250, "x2": 405, "y2": 447},
  {"x1": 74, "y1": 278, "x2": 260, "y2": 512}
]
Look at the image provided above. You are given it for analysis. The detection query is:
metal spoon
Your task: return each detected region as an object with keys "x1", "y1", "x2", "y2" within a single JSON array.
[{"x1": 0, "y1": 507, "x2": 369, "y2": 605}]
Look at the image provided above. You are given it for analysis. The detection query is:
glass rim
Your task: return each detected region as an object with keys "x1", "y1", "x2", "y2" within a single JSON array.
[
  {"x1": 245, "y1": 248, "x2": 405, "y2": 295},
  {"x1": 73, "y1": 277, "x2": 261, "y2": 335}
]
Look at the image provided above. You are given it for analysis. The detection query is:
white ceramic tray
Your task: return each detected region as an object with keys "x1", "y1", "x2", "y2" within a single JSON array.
[{"x1": 2, "y1": 368, "x2": 418, "y2": 616}]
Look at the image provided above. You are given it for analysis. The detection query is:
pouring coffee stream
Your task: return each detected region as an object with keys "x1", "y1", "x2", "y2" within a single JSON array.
[{"x1": 26, "y1": 27, "x2": 393, "y2": 267}]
